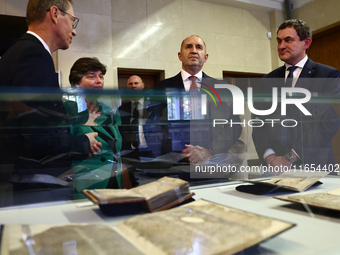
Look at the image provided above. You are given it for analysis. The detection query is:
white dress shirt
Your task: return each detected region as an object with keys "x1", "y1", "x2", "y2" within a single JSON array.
[
  {"x1": 263, "y1": 56, "x2": 308, "y2": 160},
  {"x1": 284, "y1": 55, "x2": 308, "y2": 87},
  {"x1": 181, "y1": 69, "x2": 203, "y2": 91}
]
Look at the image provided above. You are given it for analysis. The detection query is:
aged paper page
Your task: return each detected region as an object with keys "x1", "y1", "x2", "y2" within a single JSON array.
[
  {"x1": 86, "y1": 189, "x2": 144, "y2": 202},
  {"x1": 84, "y1": 177, "x2": 190, "y2": 211},
  {"x1": 265, "y1": 170, "x2": 328, "y2": 192},
  {"x1": 266, "y1": 177, "x2": 321, "y2": 192},
  {"x1": 286, "y1": 193, "x2": 340, "y2": 210},
  {"x1": 133, "y1": 177, "x2": 190, "y2": 211},
  {"x1": 116, "y1": 199, "x2": 293, "y2": 255},
  {"x1": 7, "y1": 225, "x2": 144, "y2": 255},
  {"x1": 133, "y1": 176, "x2": 188, "y2": 200},
  {"x1": 327, "y1": 187, "x2": 340, "y2": 195},
  {"x1": 276, "y1": 187, "x2": 340, "y2": 211}
]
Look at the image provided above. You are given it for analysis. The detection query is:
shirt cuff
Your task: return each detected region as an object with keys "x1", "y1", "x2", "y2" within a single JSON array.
[{"x1": 263, "y1": 149, "x2": 275, "y2": 161}]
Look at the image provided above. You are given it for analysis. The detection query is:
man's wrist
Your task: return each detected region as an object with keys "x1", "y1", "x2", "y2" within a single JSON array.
[{"x1": 265, "y1": 154, "x2": 276, "y2": 164}]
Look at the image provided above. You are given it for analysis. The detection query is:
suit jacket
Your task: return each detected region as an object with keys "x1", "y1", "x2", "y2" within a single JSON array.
[
  {"x1": 252, "y1": 58, "x2": 340, "y2": 167},
  {"x1": 118, "y1": 98, "x2": 152, "y2": 152},
  {"x1": 0, "y1": 33, "x2": 90, "y2": 169},
  {"x1": 119, "y1": 99, "x2": 150, "y2": 125},
  {"x1": 155, "y1": 72, "x2": 186, "y2": 89},
  {"x1": 155, "y1": 72, "x2": 242, "y2": 155}
]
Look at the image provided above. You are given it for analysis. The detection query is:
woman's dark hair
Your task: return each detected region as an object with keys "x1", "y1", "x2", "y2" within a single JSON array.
[{"x1": 69, "y1": 57, "x2": 107, "y2": 87}]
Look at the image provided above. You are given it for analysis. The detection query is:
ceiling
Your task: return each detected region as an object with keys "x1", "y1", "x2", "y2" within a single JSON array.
[{"x1": 200, "y1": 0, "x2": 313, "y2": 12}]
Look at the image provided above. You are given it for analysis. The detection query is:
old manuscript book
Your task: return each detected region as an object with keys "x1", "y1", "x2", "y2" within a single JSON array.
[
  {"x1": 239, "y1": 170, "x2": 328, "y2": 192},
  {"x1": 115, "y1": 199, "x2": 294, "y2": 255},
  {"x1": 4, "y1": 200, "x2": 294, "y2": 255},
  {"x1": 275, "y1": 187, "x2": 340, "y2": 211},
  {"x1": 82, "y1": 176, "x2": 194, "y2": 212}
]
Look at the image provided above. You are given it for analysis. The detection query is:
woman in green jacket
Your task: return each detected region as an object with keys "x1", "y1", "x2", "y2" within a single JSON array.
[{"x1": 67, "y1": 57, "x2": 123, "y2": 194}]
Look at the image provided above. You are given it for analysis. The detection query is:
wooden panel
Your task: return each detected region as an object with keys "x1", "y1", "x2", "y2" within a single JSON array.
[
  {"x1": 308, "y1": 25, "x2": 340, "y2": 165},
  {"x1": 118, "y1": 68, "x2": 164, "y2": 89},
  {"x1": 308, "y1": 25, "x2": 340, "y2": 71},
  {"x1": 223, "y1": 71, "x2": 265, "y2": 92}
]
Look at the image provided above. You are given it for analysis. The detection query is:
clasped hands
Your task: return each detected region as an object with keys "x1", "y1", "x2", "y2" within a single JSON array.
[
  {"x1": 84, "y1": 100, "x2": 102, "y2": 158},
  {"x1": 182, "y1": 144, "x2": 213, "y2": 164},
  {"x1": 265, "y1": 154, "x2": 292, "y2": 175}
]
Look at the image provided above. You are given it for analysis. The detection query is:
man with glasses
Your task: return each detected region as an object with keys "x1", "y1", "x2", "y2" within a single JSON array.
[{"x1": 0, "y1": 0, "x2": 101, "y2": 172}]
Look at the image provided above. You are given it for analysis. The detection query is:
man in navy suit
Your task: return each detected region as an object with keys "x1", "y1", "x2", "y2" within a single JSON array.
[
  {"x1": 0, "y1": 0, "x2": 101, "y2": 169},
  {"x1": 155, "y1": 35, "x2": 242, "y2": 165},
  {"x1": 252, "y1": 19, "x2": 340, "y2": 171}
]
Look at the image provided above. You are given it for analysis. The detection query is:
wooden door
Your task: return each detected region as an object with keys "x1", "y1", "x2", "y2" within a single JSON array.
[
  {"x1": 308, "y1": 24, "x2": 340, "y2": 164},
  {"x1": 118, "y1": 69, "x2": 164, "y2": 89}
]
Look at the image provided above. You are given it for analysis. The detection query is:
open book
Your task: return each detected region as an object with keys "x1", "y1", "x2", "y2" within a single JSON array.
[
  {"x1": 237, "y1": 170, "x2": 328, "y2": 193},
  {"x1": 82, "y1": 176, "x2": 194, "y2": 212},
  {"x1": 4, "y1": 200, "x2": 294, "y2": 255},
  {"x1": 275, "y1": 187, "x2": 340, "y2": 211}
]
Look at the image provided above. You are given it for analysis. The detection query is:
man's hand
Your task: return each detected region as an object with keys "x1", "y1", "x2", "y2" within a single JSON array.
[
  {"x1": 85, "y1": 132, "x2": 102, "y2": 158},
  {"x1": 182, "y1": 144, "x2": 213, "y2": 164},
  {"x1": 265, "y1": 155, "x2": 291, "y2": 175}
]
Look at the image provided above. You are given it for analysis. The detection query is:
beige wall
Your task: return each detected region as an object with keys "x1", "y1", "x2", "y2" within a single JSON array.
[
  {"x1": 109, "y1": 0, "x2": 271, "y2": 83},
  {"x1": 292, "y1": 0, "x2": 340, "y2": 33},
  {"x1": 267, "y1": 0, "x2": 340, "y2": 71},
  {"x1": 2, "y1": 0, "x2": 340, "y2": 87},
  {"x1": 268, "y1": 10, "x2": 285, "y2": 70},
  {"x1": 2, "y1": 0, "x2": 339, "y2": 163},
  {"x1": 0, "y1": 0, "x2": 271, "y2": 88}
]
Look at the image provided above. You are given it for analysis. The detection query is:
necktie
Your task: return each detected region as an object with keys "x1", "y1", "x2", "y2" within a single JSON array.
[
  {"x1": 189, "y1": 76, "x2": 198, "y2": 91},
  {"x1": 281, "y1": 66, "x2": 298, "y2": 147},
  {"x1": 131, "y1": 101, "x2": 140, "y2": 148},
  {"x1": 285, "y1": 66, "x2": 298, "y2": 87},
  {"x1": 132, "y1": 101, "x2": 140, "y2": 122}
]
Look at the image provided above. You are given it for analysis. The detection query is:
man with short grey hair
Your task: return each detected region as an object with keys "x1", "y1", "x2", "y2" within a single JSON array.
[{"x1": 0, "y1": 0, "x2": 101, "y2": 169}]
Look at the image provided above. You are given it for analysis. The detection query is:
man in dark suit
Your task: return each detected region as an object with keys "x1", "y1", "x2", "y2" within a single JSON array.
[
  {"x1": 0, "y1": 0, "x2": 101, "y2": 170},
  {"x1": 119, "y1": 75, "x2": 155, "y2": 159},
  {"x1": 252, "y1": 19, "x2": 340, "y2": 172},
  {"x1": 155, "y1": 35, "x2": 242, "y2": 165}
]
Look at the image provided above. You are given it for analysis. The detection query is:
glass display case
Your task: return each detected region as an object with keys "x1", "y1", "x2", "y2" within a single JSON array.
[
  {"x1": 0, "y1": 85, "x2": 247, "y2": 207},
  {"x1": 1, "y1": 79, "x2": 340, "y2": 206},
  {"x1": 1, "y1": 80, "x2": 340, "y2": 254}
]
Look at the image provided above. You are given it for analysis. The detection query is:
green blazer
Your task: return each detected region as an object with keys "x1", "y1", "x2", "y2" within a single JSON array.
[{"x1": 65, "y1": 99, "x2": 123, "y2": 191}]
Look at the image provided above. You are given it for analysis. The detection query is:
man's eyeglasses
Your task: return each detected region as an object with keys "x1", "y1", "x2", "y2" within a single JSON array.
[{"x1": 46, "y1": 7, "x2": 79, "y2": 29}]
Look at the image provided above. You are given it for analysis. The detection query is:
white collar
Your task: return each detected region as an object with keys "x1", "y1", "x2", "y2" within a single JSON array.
[
  {"x1": 181, "y1": 69, "x2": 203, "y2": 82},
  {"x1": 132, "y1": 97, "x2": 144, "y2": 105},
  {"x1": 27, "y1": 31, "x2": 52, "y2": 55},
  {"x1": 285, "y1": 55, "x2": 308, "y2": 70}
]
